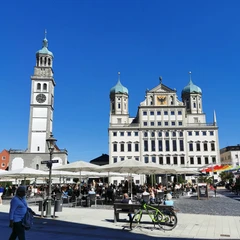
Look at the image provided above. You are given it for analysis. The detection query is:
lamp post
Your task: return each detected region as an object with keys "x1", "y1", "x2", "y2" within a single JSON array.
[{"x1": 46, "y1": 134, "x2": 57, "y2": 217}]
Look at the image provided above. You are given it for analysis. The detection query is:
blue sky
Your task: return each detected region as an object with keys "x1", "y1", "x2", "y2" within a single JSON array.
[{"x1": 0, "y1": 1, "x2": 239, "y2": 162}]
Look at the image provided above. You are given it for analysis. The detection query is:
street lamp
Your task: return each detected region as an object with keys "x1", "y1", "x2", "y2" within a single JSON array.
[{"x1": 46, "y1": 134, "x2": 57, "y2": 217}]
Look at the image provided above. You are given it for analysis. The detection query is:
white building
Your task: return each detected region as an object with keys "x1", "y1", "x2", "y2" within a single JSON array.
[
  {"x1": 108, "y1": 72, "x2": 220, "y2": 185},
  {"x1": 220, "y1": 145, "x2": 240, "y2": 166},
  {"x1": 9, "y1": 33, "x2": 68, "y2": 171}
]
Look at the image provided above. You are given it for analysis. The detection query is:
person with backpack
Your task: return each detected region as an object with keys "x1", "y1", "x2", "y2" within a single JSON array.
[{"x1": 9, "y1": 185, "x2": 36, "y2": 240}]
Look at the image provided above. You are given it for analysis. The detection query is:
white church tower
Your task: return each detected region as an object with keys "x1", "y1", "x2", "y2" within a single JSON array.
[{"x1": 28, "y1": 31, "x2": 55, "y2": 153}]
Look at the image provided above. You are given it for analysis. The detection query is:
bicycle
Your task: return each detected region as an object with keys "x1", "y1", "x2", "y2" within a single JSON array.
[{"x1": 130, "y1": 198, "x2": 177, "y2": 231}]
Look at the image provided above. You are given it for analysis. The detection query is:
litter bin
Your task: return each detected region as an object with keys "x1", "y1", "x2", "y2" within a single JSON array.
[
  {"x1": 38, "y1": 200, "x2": 45, "y2": 211},
  {"x1": 54, "y1": 200, "x2": 62, "y2": 212}
]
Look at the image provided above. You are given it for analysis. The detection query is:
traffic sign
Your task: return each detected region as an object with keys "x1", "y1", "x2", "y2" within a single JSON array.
[
  {"x1": 41, "y1": 160, "x2": 49, "y2": 164},
  {"x1": 41, "y1": 160, "x2": 59, "y2": 164}
]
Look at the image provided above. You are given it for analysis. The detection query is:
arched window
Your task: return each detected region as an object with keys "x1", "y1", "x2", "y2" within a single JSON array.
[
  {"x1": 43, "y1": 83, "x2": 47, "y2": 91},
  {"x1": 44, "y1": 57, "x2": 47, "y2": 65},
  {"x1": 48, "y1": 58, "x2": 51, "y2": 66},
  {"x1": 37, "y1": 83, "x2": 41, "y2": 90},
  {"x1": 40, "y1": 57, "x2": 43, "y2": 65},
  {"x1": 36, "y1": 164, "x2": 39, "y2": 170}
]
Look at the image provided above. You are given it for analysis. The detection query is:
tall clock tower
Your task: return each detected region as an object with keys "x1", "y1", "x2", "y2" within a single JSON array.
[{"x1": 27, "y1": 32, "x2": 55, "y2": 153}]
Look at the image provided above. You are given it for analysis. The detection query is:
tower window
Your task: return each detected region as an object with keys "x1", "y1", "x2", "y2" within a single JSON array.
[
  {"x1": 118, "y1": 103, "x2": 121, "y2": 109},
  {"x1": 44, "y1": 57, "x2": 47, "y2": 65},
  {"x1": 36, "y1": 164, "x2": 39, "y2": 170},
  {"x1": 48, "y1": 58, "x2": 51, "y2": 66},
  {"x1": 43, "y1": 83, "x2": 47, "y2": 91},
  {"x1": 37, "y1": 83, "x2": 41, "y2": 90},
  {"x1": 37, "y1": 146, "x2": 40, "y2": 151}
]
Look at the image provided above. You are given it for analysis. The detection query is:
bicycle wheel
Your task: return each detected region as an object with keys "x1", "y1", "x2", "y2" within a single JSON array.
[
  {"x1": 156, "y1": 211, "x2": 177, "y2": 231},
  {"x1": 130, "y1": 211, "x2": 142, "y2": 230}
]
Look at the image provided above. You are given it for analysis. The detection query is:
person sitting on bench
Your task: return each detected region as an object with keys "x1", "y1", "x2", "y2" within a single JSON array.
[{"x1": 121, "y1": 193, "x2": 132, "y2": 221}]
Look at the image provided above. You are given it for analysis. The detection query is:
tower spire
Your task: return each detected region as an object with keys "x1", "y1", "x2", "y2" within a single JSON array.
[
  {"x1": 43, "y1": 29, "x2": 48, "y2": 48},
  {"x1": 189, "y1": 71, "x2": 192, "y2": 83},
  {"x1": 118, "y1": 71, "x2": 121, "y2": 82}
]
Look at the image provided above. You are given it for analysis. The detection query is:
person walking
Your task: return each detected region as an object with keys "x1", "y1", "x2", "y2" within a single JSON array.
[
  {"x1": 0, "y1": 185, "x2": 4, "y2": 205},
  {"x1": 9, "y1": 185, "x2": 35, "y2": 240}
]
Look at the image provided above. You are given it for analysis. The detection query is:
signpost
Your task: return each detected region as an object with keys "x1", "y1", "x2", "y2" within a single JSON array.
[{"x1": 197, "y1": 183, "x2": 209, "y2": 200}]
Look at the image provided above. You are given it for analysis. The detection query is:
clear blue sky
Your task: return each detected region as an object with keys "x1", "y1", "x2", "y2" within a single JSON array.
[{"x1": 0, "y1": 1, "x2": 239, "y2": 162}]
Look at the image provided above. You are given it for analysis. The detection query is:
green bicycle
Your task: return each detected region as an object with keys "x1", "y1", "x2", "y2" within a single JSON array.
[{"x1": 130, "y1": 199, "x2": 177, "y2": 231}]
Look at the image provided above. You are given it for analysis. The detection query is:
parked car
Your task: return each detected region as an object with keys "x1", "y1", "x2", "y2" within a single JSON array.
[{"x1": 216, "y1": 181, "x2": 225, "y2": 186}]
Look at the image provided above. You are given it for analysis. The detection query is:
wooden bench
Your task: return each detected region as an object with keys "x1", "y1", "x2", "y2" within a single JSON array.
[{"x1": 113, "y1": 202, "x2": 174, "y2": 223}]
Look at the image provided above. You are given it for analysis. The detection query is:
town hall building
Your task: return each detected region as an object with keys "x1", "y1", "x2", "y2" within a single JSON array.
[{"x1": 108, "y1": 72, "x2": 220, "y2": 185}]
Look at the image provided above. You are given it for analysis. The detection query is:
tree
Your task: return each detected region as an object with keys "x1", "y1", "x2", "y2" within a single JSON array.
[{"x1": 219, "y1": 172, "x2": 234, "y2": 182}]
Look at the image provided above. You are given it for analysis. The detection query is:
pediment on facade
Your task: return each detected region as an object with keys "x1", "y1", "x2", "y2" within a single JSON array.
[{"x1": 148, "y1": 83, "x2": 176, "y2": 93}]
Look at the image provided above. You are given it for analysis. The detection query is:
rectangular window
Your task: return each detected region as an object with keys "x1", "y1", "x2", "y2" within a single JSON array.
[
  {"x1": 152, "y1": 156, "x2": 156, "y2": 163},
  {"x1": 180, "y1": 156, "x2": 185, "y2": 165},
  {"x1": 113, "y1": 157, "x2": 117, "y2": 163},
  {"x1": 134, "y1": 132, "x2": 138, "y2": 136},
  {"x1": 164, "y1": 111, "x2": 168, "y2": 115},
  {"x1": 195, "y1": 131, "x2": 199, "y2": 136},
  {"x1": 179, "y1": 121, "x2": 182, "y2": 126},
  {"x1": 120, "y1": 143, "x2": 124, "y2": 152},
  {"x1": 172, "y1": 140, "x2": 177, "y2": 151},
  {"x1": 143, "y1": 122, "x2": 147, "y2": 126},
  {"x1": 128, "y1": 143, "x2": 131, "y2": 151},
  {"x1": 135, "y1": 157, "x2": 139, "y2": 161},
  {"x1": 165, "y1": 121, "x2": 168, "y2": 126},
  {"x1": 120, "y1": 157, "x2": 124, "y2": 161},
  {"x1": 179, "y1": 132, "x2": 183, "y2": 137},
  {"x1": 178, "y1": 111, "x2": 182, "y2": 115},
  {"x1": 120, "y1": 132, "x2": 124, "y2": 136},
  {"x1": 157, "y1": 122, "x2": 161, "y2": 126},
  {"x1": 127, "y1": 132, "x2": 131, "y2": 136},
  {"x1": 143, "y1": 111, "x2": 147, "y2": 115},
  {"x1": 204, "y1": 143, "x2": 208, "y2": 151},
  {"x1": 205, "y1": 157, "x2": 209, "y2": 164},
  {"x1": 189, "y1": 143, "x2": 193, "y2": 151},
  {"x1": 118, "y1": 103, "x2": 121, "y2": 109},
  {"x1": 165, "y1": 132, "x2": 169, "y2": 137},
  {"x1": 188, "y1": 131, "x2": 192, "y2": 136},
  {"x1": 166, "y1": 140, "x2": 170, "y2": 151},
  {"x1": 144, "y1": 140, "x2": 148, "y2": 151},
  {"x1": 150, "y1": 122, "x2": 154, "y2": 126},
  {"x1": 144, "y1": 156, "x2": 149, "y2": 163},
  {"x1": 172, "y1": 132, "x2": 176, "y2": 137},
  {"x1": 190, "y1": 157, "x2": 194, "y2": 165},
  {"x1": 157, "y1": 111, "x2": 161, "y2": 115},
  {"x1": 173, "y1": 156, "x2": 177, "y2": 165},
  {"x1": 113, "y1": 144, "x2": 117, "y2": 152},
  {"x1": 171, "y1": 111, "x2": 174, "y2": 115},
  {"x1": 196, "y1": 143, "x2": 201, "y2": 151},
  {"x1": 197, "y1": 157, "x2": 201, "y2": 164},
  {"x1": 113, "y1": 132, "x2": 117, "y2": 136},
  {"x1": 210, "y1": 131, "x2": 214, "y2": 136},
  {"x1": 212, "y1": 157, "x2": 216, "y2": 163},
  {"x1": 202, "y1": 131, "x2": 207, "y2": 136},
  {"x1": 211, "y1": 143, "x2": 215, "y2": 151},
  {"x1": 150, "y1": 111, "x2": 154, "y2": 115},
  {"x1": 135, "y1": 143, "x2": 139, "y2": 152},
  {"x1": 151, "y1": 140, "x2": 155, "y2": 151},
  {"x1": 171, "y1": 121, "x2": 175, "y2": 126},
  {"x1": 158, "y1": 140, "x2": 162, "y2": 151},
  {"x1": 180, "y1": 140, "x2": 184, "y2": 151},
  {"x1": 166, "y1": 156, "x2": 170, "y2": 164},
  {"x1": 159, "y1": 157, "x2": 163, "y2": 165}
]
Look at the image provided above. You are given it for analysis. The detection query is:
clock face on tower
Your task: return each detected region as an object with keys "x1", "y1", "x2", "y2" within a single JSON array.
[
  {"x1": 156, "y1": 95, "x2": 167, "y2": 105},
  {"x1": 36, "y1": 93, "x2": 46, "y2": 103}
]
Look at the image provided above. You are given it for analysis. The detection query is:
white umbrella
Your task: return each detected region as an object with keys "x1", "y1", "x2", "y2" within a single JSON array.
[
  {"x1": 99, "y1": 159, "x2": 165, "y2": 199},
  {"x1": 52, "y1": 161, "x2": 100, "y2": 196},
  {"x1": 0, "y1": 167, "x2": 49, "y2": 184}
]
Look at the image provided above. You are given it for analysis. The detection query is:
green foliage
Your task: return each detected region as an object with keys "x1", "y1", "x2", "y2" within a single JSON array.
[
  {"x1": 197, "y1": 175, "x2": 213, "y2": 184},
  {"x1": 219, "y1": 172, "x2": 234, "y2": 182}
]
